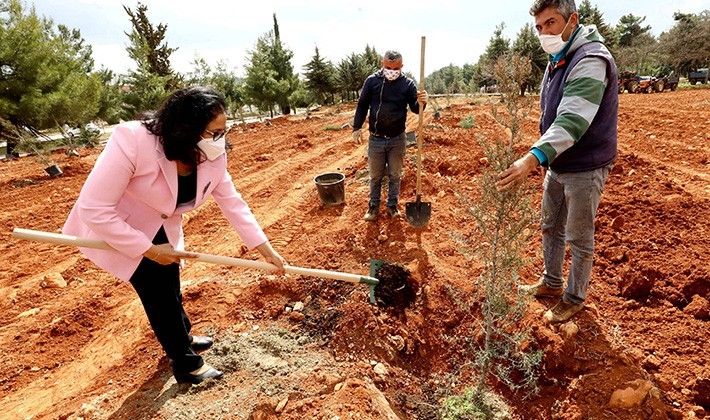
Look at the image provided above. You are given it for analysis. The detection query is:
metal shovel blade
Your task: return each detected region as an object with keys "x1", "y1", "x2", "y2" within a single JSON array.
[{"x1": 405, "y1": 195, "x2": 431, "y2": 227}]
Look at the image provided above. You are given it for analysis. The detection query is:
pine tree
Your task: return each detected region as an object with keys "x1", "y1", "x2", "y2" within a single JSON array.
[
  {"x1": 578, "y1": 0, "x2": 619, "y2": 49},
  {"x1": 123, "y1": 3, "x2": 178, "y2": 85},
  {"x1": 121, "y1": 2, "x2": 179, "y2": 118},
  {"x1": 362, "y1": 45, "x2": 381, "y2": 71},
  {"x1": 512, "y1": 23, "x2": 547, "y2": 95},
  {"x1": 268, "y1": 14, "x2": 298, "y2": 115},
  {"x1": 659, "y1": 11, "x2": 710, "y2": 75},
  {"x1": 243, "y1": 14, "x2": 297, "y2": 116},
  {"x1": 303, "y1": 47, "x2": 337, "y2": 105},
  {"x1": 0, "y1": 0, "x2": 100, "y2": 131},
  {"x1": 617, "y1": 14, "x2": 653, "y2": 47},
  {"x1": 336, "y1": 53, "x2": 370, "y2": 101}
]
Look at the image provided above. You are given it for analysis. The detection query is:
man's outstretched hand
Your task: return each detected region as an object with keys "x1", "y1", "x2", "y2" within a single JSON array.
[{"x1": 496, "y1": 153, "x2": 539, "y2": 191}]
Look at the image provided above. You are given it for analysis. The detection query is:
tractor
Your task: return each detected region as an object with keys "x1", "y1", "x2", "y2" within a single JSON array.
[
  {"x1": 636, "y1": 76, "x2": 657, "y2": 93},
  {"x1": 634, "y1": 73, "x2": 679, "y2": 93},
  {"x1": 618, "y1": 70, "x2": 639, "y2": 94},
  {"x1": 654, "y1": 73, "x2": 679, "y2": 92}
]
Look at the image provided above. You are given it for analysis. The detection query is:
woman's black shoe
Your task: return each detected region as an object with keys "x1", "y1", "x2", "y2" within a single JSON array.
[
  {"x1": 190, "y1": 335, "x2": 213, "y2": 352},
  {"x1": 174, "y1": 365, "x2": 223, "y2": 384}
]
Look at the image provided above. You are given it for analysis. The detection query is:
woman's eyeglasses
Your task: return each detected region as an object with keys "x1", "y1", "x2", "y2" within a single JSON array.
[{"x1": 204, "y1": 129, "x2": 227, "y2": 141}]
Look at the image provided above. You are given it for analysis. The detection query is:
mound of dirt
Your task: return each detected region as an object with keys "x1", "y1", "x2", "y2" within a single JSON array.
[{"x1": 374, "y1": 262, "x2": 417, "y2": 309}]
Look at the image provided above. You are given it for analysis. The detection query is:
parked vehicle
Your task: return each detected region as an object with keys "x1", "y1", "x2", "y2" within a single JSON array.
[
  {"x1": 68, "y1": 123, "x2": 101, "y2": 137},
  {"x1": 654, "y1": 73, "x2": 679, "y2": 92},
  {"x1": 689, "y1": 68, "x2": 708, "y2": 85},
  {"x1": 618, "y1": 70, "x2": 639, "y2": 94},
  {"x1": 633, "y1": 73, "x2": 678, "y2": 94},
  {"x1": 636, "y1": 76, "x2": 656, "y2": 93}
]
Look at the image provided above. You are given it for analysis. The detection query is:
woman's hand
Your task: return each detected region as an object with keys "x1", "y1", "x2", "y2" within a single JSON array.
[
  {"x1": 255, "y1": 241, "x2": 288, "y2": 275},
  {"x1": 144, "y1": 243, "x2": 198, "y2": 265}
]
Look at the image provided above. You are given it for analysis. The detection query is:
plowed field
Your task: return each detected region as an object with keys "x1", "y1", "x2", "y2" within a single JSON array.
[{"x1": 1, "y1": 89, "x2": 709, "y2": 419}]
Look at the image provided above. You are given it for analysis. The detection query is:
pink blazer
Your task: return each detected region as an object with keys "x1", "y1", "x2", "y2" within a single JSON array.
[{"x1": 63, "y1": 121, "x2": 268, "y2": 281}]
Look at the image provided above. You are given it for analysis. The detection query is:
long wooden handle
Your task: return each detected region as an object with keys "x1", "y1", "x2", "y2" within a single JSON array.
[
  {"x1": 12, "y1": 228, "x2": 378, "y2": 286},
  {"x1": 13, "y1": 228, "x2": 113, "y2": 250},
  {"x1": 416, "y1": 36, "x2": 426, "y2": 197}
]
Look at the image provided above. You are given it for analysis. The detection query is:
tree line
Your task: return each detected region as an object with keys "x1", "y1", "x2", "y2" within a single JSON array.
[
  {"x1": 427, "y1": 1, "x2": 710, "y2": 96},
  {"x1": 1, "y1": 0, "x2": 709, "y2": 143}
]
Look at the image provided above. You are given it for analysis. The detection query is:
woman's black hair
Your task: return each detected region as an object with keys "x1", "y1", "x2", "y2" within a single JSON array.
[{"x1": 144, "y1": 86, "x2": 227, "y2": 166}]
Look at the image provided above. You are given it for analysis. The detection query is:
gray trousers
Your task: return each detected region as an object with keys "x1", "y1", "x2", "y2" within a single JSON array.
[
  {"x1": 541, "y1": 165, "x2": 611, "y2": 305},
  {"x1": 367, "y1": 133, "x2": 406, "y2": 207}
]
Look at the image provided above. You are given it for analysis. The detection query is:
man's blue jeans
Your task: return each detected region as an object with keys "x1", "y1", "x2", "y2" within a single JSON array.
[
  {"x1": 367, "y1": 133, "x2": 406, "y2": 207},
  {"x1": 540, "y1": 165, "x2": 611, "y2": 305}
]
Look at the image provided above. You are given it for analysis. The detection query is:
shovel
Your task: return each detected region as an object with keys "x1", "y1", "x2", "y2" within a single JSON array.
[
  {"x1": 405, "y1": 36, "x2": 432, "y2": 228},
  {"x1": 12, "y1": 228, "x2": 379, "y2": 303}
]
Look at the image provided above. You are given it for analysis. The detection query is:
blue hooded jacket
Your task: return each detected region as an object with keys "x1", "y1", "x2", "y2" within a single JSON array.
[{"x1": 353, "y1": 69, "x2": 421, "y2": 138}]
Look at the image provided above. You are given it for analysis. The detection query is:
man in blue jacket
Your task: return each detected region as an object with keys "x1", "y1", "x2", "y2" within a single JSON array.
[
  {"x1": 352, "y1": 50, "x2": 427, "y2": 221},
  {"x1": 496, "y1": 0, "x2": 618, "y2": 323}
]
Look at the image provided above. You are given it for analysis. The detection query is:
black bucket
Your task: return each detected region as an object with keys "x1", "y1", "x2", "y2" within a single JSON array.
[
  {"x1": 314, "y1": 172, "x2": 345, "y2": 205},
  {"x1": 44, "y1": 164, "x2": 63, "y2": 178}
]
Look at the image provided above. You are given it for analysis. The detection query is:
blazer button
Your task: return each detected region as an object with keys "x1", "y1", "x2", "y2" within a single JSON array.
[{"x1": 161, "y1": 214, "x2": 168, "y2": 219}]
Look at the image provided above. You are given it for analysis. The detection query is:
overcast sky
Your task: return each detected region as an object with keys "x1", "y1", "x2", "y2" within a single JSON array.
[{"x1": 28, "y1": 0, "x2": 708, "y2": 78}]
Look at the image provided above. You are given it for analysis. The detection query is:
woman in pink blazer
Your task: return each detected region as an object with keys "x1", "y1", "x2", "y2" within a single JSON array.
[{"x1": 63, "y1": 86, "x2": 286, "y2": 385}]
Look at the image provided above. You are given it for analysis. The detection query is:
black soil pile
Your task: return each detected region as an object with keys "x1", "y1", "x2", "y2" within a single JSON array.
[{"x1": 374, "y1": 262, "x2": 416, "y2": 309}]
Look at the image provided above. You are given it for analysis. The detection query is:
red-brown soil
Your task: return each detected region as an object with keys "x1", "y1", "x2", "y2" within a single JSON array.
[{"x1": 1, "y1": 89, "x2": 708, "y2": 419}]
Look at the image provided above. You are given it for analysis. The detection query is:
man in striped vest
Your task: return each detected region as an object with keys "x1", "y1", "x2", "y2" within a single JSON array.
[{"x1": 496, "y1": 0, "x2": 618, "y2": 323}]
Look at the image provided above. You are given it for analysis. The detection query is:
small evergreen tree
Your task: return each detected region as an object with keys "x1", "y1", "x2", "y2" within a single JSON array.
[
  {"x1": 123, "y1": 2, "x2": 179, "y2": 89},
  {"x1": 484, "y1": 23, "x2": 512, "y2": 63},
  {"x1": 268, "y1": 14, "x2": 298, "y2": 115},
  {"x1": 578, "y1": 0, "x2": 619, "y2": 50},
  {"x1": 95, "y1": 68, "x2": 123, "y2": 125},
  {"x1": 0, "y1": 0, "x2": 100, "y2": 134},
  {"x1": 512, "y1": 23, "x2": 547, "y2": 95},
  {"x1": 243, "y1": 14, "x2": 297, "y2": 117},
  {"x1": 303, "y1": 47, "x2": 337, "y2": 105},
  {"x1": 186, "y1": 56, "x2": 244, "y2": 119},
  {"x1": 472, "y1": 22, "x2": 511, "y2": 90},
  {"x1": 335, "y1": 52, "x2": 370, "y2": 101},
  {"x1": 244, "y1": 32, "x2": 283, "y2": 117},
  {"x1": 472, "y1": 54, "x2": 542, "y2": 396},
  {"x1": 362, "y1": 44, "x2": 381, "y2": 70},
  {"x1": 471, "y1": 55, "x2": 542, "y2": 392},
  {"x1": 442, "y1": 55, "x2": 542, "y2": 419},
  {"x1": 616, "y1": 14, "x2": 653, "y2": 47},
  {"x1": 288, "y1": 80, "x2": 316, "y2": 113},
  {"x1": 121, "y1": 2, "x2": 179, "y2": 119}
]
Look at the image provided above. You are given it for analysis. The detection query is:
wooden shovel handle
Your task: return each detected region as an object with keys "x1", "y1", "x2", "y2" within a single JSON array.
[
  {"x1": 13, "y1": 228, "x2": 113, "y2": 250},
  {"x1": 416, "y1": 36, "x2": 426, "y2": 196},
  {"x1": 12, "y1": 228, "x2": 378, "y2": 286}
]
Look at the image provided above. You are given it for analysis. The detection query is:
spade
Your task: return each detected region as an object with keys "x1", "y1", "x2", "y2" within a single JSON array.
[{"x1": 405, "y1": 36, "x2": 431, "y2": 227}]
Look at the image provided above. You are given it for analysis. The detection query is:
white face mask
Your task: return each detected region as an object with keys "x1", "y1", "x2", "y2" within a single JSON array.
[
  {"x1": 538, "y1": 17, "x2": 571, "y2": 55},
  {"x1": 197, "y1": 136, "x2": 226, "y2": 161},
  {"x1": 383, "y1": 68, "x2": 401, "y2": 81}
]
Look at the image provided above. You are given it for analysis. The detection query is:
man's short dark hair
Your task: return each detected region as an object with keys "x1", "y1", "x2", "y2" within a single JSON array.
[
  {"x1": 530, "y1": 0, "x2": 577, "y2": 19},
  {"x1": 383, "y1": 50, "x2": 402, "y2": 61}
]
